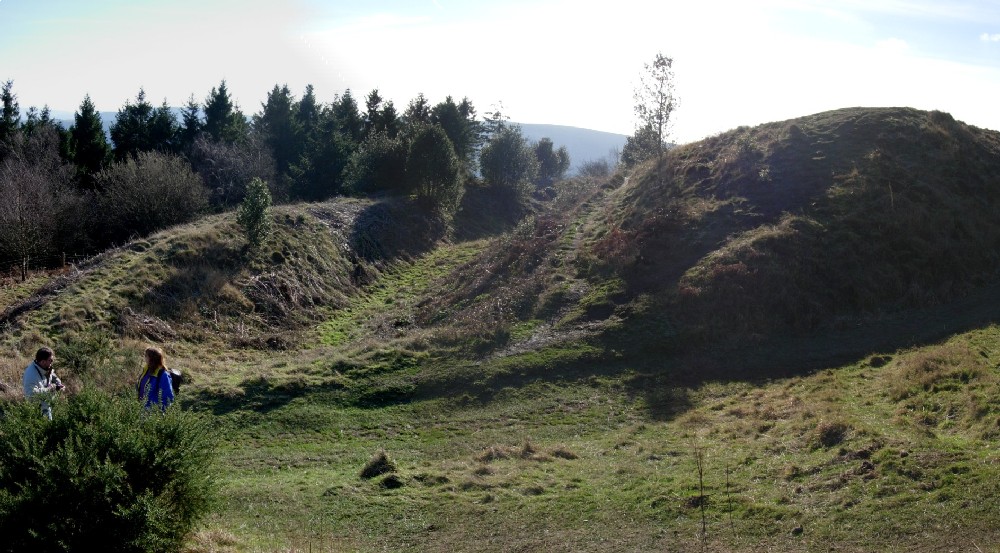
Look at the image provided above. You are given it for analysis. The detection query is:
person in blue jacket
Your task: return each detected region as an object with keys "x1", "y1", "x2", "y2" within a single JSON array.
[{"x1": 137, "y1": 346, "x2": 174, "y2": 411}]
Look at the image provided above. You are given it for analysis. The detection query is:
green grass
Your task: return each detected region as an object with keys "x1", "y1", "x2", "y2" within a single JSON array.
[
  {"x1": 316, "y1": 239, "x2": 483, "y2": 347},
  {"x1": 189, "y1": 326, "x2": 1000, "y2": 551}
]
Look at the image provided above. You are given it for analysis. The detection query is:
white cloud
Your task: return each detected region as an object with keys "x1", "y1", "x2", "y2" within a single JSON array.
[
  {"x1": 981, "y1": 33, "x2": 1000, "y2": 42},
  {"x1": 875, "y1": 37, "x2": 910, "y2": 54}
]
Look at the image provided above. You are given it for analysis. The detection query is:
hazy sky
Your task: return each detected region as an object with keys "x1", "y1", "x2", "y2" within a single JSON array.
[{"x1": 2, "y1": 0, "x2": 998, "y2": 142}]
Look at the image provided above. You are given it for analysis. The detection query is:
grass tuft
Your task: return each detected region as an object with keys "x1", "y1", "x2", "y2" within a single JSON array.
[{"x1": 360, "y1": 449, "x2": 396, "y2": 479}]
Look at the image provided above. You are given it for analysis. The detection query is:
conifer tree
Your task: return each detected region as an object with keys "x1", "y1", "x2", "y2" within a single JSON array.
[
  {"x1": 69, "y1": 95, "x2": 111, "y2": 189},
  {"x1": 406, "y1": 124, "x2": 462, "y2": 213},
  {"x1": 332, "y1": 90, "x2": 364, "y2": 143},
  {"x1": 363, "y1": 88, "x2": 401, "y2": 139},
  {"x1": 295, "y1": 84, "x2": 320, "y2": 140},
  {"x1": 402, "y1": 93, "x2": 432, "y2": 136},
  {"x1": 480, "y1": 124, "x2": 538, "y2": 208},
  {"x1": 177, "y1": 95, "x2": 202, "y2": 154},
  {"x1": 0, "y1": 80, "x2": 19, "y2": 153},
  {"x1": 534, "y1": 137, "x2": 570, "y2": 186},
  {"x1": 149, "y1": 100, "x2": 179, "y2": 153},
  {"x1": 363, "y1": 89, "x2": 384, "y2": 138},
  {"x1": 255, "y1": 84, "x2": 301, "y2": 177},
  {"x1": 432, "y1": 96, "x2": 480, "y2": 172},
  {"x1": 203, "y1": 80, "x2": 247, "y2": 144},
  {"x1": 110, "y1": 89, "x2": 154, "y2": 161}
]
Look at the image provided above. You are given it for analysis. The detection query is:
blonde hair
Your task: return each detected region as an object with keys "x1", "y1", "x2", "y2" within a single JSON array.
[{"x1": 144, "y1": 347, "x2": 166, "y2": 371}]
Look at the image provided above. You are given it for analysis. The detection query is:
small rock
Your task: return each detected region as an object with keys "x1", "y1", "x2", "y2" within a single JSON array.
[{"x1": 791, "y1": 526, "x2": 804, "y2": 536}]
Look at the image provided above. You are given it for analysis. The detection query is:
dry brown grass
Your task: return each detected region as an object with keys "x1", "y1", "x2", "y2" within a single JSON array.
[
  {"x1": 887, "y1": 342, "x2": 987, "y2": 401},
  {"x1": 0, "y1": 355, "x2": 26, "y2": 400},
  {"x1": 181, "y1": 529, "x2": 241, "y2": 553}
]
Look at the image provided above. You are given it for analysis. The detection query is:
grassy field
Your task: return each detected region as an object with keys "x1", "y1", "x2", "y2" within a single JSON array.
[
  {"x1": 190, "y1": 319, "x2": 1000, "y2": 551},
  {"x1": 184, "y1": 230, "x2": 1000, "y2": 552}
]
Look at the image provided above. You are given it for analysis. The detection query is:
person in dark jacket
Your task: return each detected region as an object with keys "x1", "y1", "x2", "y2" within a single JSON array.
[{"x1": 137, "y1": 346, "x2": 174, "y2": 411}]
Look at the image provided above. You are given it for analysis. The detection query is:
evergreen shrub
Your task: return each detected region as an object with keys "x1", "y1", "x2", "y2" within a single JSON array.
[{"x1": 0, "y1": 390, "x2": 217, "y2": 552}]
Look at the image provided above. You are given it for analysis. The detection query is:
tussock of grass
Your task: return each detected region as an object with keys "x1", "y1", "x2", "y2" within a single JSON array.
[
  {"x1": 476, "y1": 446, "x2": 511, "y2": 463},
  {"x1": 360, "y1": 449, "x2": 396, "y2": 479},
  {"x1": 182, "y1": 529, "x2": 240, "y2": 553},
  {"x1": 809, "y1": 420, "x2": 851, "y2": 449}
]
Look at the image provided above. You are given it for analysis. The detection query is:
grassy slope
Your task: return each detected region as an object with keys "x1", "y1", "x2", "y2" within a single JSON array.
[{"x1": 2, "y1": 108, "x2": 1000, "y2": 552}]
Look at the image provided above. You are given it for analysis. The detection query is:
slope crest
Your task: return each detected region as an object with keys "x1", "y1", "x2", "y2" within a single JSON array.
[{"x1": 608, "y1": 107, "x2": 1000, "y2": 349}]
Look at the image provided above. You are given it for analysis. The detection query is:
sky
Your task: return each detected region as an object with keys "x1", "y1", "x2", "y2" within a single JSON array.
[{"x1": 1, "y1": 0, "x2": 999, "y2": 143}]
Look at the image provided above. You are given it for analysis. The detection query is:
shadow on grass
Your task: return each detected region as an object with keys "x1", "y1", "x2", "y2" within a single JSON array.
[
  {"x1": 608, "y1": 278, "x2": 1000, "y2": 421},
  {"x1": 191, "y1": 377, "x2": 333, "y2": 416},
  {"x1": 349, "y1": 198, "x2": 447, "y2": 264},
  {"x1": 451, "y1": 184, "x2": 524, "y2": 242},
  {"x1": 189, "y1": 277, "x2": 1000, "y2": 423},
  {"x1": 192, "y1": 373, "x2": 422, "y2": 417}
]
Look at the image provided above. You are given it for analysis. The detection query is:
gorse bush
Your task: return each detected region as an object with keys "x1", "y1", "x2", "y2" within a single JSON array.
[
  {"x1": 237, "y1": 177, "x2": 272, "y2": 253},
  {"x1": 0, "y1": 390, "x2": 217, "y2": 553}
]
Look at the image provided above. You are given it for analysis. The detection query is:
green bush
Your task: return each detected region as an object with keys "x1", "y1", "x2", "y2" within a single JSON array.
[
  {"x1": 237, "y1": 177, "x2": 273, "y2": 253},
  {"x1": 0, "y1": 390, "x2": 217, "y2": 552}
]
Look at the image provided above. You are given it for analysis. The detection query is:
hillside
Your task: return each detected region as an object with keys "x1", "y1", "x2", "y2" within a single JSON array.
[
  {"x1": 410, "y1": 108, "x2": 1000, "y2": 377},
  {"x1": 2, "y1": 107, "x2": 1000, "y2": 552}
]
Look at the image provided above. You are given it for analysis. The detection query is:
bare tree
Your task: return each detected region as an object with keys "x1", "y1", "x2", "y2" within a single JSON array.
[
  {"x1": 0, "y1": 155, "x2": 59, "y2": 279},
  {"x1": 633, "y1": 53, "x2": 677, "y2": 176},
  {"x1": 189, "y1": 134, "x2": 277, "y2": 209},
  {"x1": 95, "y1": 151, "x2": 210, "y2": 242}
]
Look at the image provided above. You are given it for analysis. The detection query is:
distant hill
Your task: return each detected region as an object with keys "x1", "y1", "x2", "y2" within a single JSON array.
[
  {"x1": 48, "y1": 110, "x2": 118, "y2": 136},
  {"x1": 517, "y1": 123, "x2": 626, "y2": 174}
]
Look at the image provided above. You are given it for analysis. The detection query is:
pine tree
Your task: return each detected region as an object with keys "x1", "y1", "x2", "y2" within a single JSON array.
[
  {"x1": 203, "y1": 80, "x2": 247, "y2": 144},
  {"x1": 479, "y1": 124, "x2": 538, "y2": 207},
  {"x1": 110, "y1": 89, "x2": 155, "y2": 161},
  {"x1": 432, "y1": 96, "x2": 480, "y2": 172},
  {"x1": 69, "y1": 95, "x2": 111, "y2": 189},
  {"x1": 362, "y1": 90, "x2": 401, "y2": 140},
  {"x1": 21, "y1": 106, "x2": 70, "y2": 161},
  {"x1": 255, "y1": 84, "x2": 301, "y2": 177},
  {"x1": 295, "y1": 84, "x2": 320, "y2": 140},
  {"x1": 402, "y1": 93, "x2": 432, "y2": 137},
  {"x1": 177, "y1": 95, "x2": 202, "y2": 154},
  {"x1": 0, "y1": 80, "x2": 20, "y2": 153},
  {"x1": 534, "y1": 137, "x2": 570, "y2": 186},
  {"x1": 289, "y1": 106, "x2": 353, "y2": 201},
  {"x1": 149, "y1": 100, "x2": 179, "y2": 154},
  {"x1": 331, "y1": 90, "x2": 363, "y2": 143},
  {"x1": 406, "y1": 124, "x2": 462, "y2": 213}
]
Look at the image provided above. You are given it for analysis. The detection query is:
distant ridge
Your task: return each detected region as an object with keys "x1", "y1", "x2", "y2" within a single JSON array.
[{"x1": 517, "y1": 123, "x2": 626, "y2": 173}]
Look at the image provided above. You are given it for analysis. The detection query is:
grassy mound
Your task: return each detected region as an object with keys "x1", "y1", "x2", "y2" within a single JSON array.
[{"x1": 594, "y1": 108, "x2": 1000, "y2": 350}]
